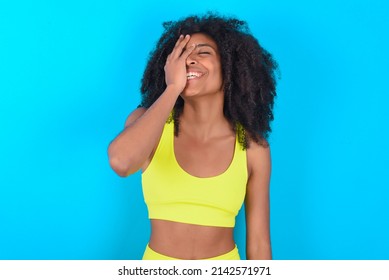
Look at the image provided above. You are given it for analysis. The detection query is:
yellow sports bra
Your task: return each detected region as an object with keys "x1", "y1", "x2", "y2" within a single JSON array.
[{"x1": 141, "y1": 118, "x2": 248, "y2": 227}]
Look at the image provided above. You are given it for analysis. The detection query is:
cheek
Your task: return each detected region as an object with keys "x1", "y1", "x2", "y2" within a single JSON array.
[
  {"x1": 213, "y1": 67, "x2": 223, "y2": 83},
  {"x1": 206, "y1": 72, "x2": 223, "y2": 89},
  {"x1": 214, "y1": 63, "x2": 223, "y2": 78},
  {"x1": 209, "y1": 62, "x2": 222, "y2": 77}
]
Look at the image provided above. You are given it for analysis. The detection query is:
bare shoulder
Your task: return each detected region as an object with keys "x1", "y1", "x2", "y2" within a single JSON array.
[
  {"x1": 246, "y1": 139, "x2": 271, "y2": 178},
  {"x1": 124, "y1": 107, "x2": 147, "y2": 128}
]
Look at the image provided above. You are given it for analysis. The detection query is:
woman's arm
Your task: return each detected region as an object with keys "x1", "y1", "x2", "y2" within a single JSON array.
[
  {"x1": 245, "y1": 141, "x2": 272, "y2": 259},
  {"x1": 107, "y1": 89, "x2": 178, "y2": 177},
  {"x1": 108, "y1": 35, "x2": 196, "y2": 177}
]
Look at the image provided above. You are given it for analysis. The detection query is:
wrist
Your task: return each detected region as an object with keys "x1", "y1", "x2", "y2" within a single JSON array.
[{"x1": 165, "y1": 84, "x2": 184, "y2": 96}]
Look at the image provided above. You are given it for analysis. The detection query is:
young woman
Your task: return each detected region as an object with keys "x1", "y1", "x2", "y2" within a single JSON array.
[{"x1": 108, "y1": 14, "x2": 278, "y2": 260}]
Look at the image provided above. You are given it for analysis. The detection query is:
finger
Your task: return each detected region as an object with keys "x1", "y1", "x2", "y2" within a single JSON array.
[
  {"x1": 180, "y1": 43, "x2": 196, "y2": 60},
  {"x1": 170, "y1": 34, "x2": 188, "y2": 57},
  {"x1": 170, "y1": 34, "x2": 191, "y2": 59},
  {"x1": 174, "y1": 34, "x2": 184, "y2": 47},
  {"x1": 169, "y1": 35, "x2": 185, "y2": 58},
  {"x1": 165, "y1": 54, "x2": 172, "y2": 64}
]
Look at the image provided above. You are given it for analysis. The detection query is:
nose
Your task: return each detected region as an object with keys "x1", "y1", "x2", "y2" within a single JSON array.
[{"x1": 186, "y1": 53, "x2": 197, "y2": 66}]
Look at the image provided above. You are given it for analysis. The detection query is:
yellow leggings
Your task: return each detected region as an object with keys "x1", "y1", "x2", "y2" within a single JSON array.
[{"x1": 142, "y1": 244, "x2": 240, "y2": 260}]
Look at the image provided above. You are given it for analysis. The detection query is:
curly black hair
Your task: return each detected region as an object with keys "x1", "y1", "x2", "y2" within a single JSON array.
[{"x1": 139, "y1": 12, "x2": 278, "y2": 149}]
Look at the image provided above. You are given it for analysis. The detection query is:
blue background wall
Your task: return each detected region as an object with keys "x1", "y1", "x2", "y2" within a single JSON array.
[{"x1": 1, "y1": 0, "x2": 388, "y2": 259}]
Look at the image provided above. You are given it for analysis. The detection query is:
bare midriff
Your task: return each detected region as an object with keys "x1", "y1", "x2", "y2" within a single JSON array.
[{"x1": 149, "y1": 219, "x2": 235, "y2": 259}]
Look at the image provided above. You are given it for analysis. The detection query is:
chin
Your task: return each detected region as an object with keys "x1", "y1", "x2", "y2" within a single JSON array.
[{"x1": 181, "y1": 88, "x2": 201, "y2": 97}]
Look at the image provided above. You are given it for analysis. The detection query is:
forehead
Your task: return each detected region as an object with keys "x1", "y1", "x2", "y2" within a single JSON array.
[{"x1": 188, "y1": 33, "x2": 218, "y2": 50}]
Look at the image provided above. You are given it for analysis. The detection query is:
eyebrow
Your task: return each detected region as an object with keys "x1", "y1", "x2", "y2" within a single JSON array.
[
  {"x1": 195, "y1": 43, "x2": 216, "y2": 50},
  {"x1": 182, "y1": 43, "x2": 217, "y2": 52}
]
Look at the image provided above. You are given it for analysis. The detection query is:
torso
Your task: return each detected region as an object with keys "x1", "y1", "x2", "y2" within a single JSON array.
[
  {"x1": 149, "y1": 220, "x2": 235, "y2": 259},
  {"x1": 174, "y1": 128, "x2": 236, "y2": 178},
  {"x1": 143, "y1": 122, "x2": 248, "y2": 259}
]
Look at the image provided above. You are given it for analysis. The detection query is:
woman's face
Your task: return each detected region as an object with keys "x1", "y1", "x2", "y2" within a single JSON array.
[{"x1": 181, "y1": 33, "x2": 223, "y2": 98}]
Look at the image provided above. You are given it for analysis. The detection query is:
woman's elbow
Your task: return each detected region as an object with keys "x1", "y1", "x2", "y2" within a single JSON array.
[
  {"x1": 109, "y1": 156, "x2": 132, "y2": 177},
  {"x1": 108, "y1": 145, "x2": 139, "y2": 177}
]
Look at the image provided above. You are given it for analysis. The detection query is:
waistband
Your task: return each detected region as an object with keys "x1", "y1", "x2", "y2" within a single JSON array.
[{"x1": 142, "y1": 244, "x2": 240, "y2": 260}]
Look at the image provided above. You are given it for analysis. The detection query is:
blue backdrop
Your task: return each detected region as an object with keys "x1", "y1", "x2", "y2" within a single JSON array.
[{"x1": 1, "y1": 0, "x2": 388, "y2": 259}]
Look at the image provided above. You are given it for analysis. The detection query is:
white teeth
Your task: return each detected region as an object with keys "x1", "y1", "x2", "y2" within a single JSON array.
[{"x1": 186, "y1": 72, "x2": 203, "y2": 79}]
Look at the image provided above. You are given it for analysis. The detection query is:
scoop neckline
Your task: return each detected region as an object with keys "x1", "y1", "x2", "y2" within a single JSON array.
[{"x1": 172, "y1": 126, "x2": 238, "y2": 180}]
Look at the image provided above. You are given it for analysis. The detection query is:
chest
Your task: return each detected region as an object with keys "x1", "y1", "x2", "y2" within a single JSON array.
[
  {"x1": 141, "y1": 123, "x2": 249, "y2": 223},
  {"x1": 174, "y1": 134, "x2": 236, "y2": 178}
]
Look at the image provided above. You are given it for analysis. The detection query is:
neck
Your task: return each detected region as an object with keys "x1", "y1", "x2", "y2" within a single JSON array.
[{"x1": 180, "y1": 93, "x2": 232, "y2": 140}]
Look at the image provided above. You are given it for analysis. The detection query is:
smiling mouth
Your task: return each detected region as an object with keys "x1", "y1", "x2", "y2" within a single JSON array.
[{"x1": 186, "y1": 71, "x2": 204, "y2": 80}]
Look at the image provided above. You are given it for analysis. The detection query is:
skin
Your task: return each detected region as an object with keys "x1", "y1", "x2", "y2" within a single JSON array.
[{"x1": 108, "y1": 33, "x2": 271, "y2": 259}]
